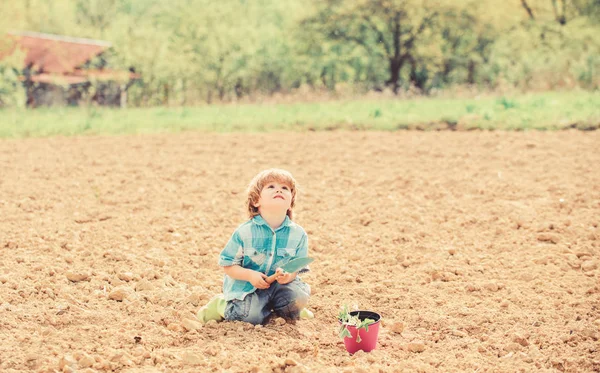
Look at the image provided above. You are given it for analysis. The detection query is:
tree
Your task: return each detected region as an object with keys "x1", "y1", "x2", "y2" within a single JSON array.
[
  {"x1": 434, "y1": 5, "x2": 495, "y2": 87},
  {"x1": 0, "y1": 0, "x2": 598, "y2": 107},
  {"x1": 304, "y1": 0, "x2": 447, "y2": 93},
  {"x1": 519, "y1": 0, "x2": 600, "y2": 24}
]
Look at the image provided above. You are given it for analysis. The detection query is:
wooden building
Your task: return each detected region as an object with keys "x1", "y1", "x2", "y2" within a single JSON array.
[{"x1": 0, "y1": 31, "x2": 139, "y2": 107}]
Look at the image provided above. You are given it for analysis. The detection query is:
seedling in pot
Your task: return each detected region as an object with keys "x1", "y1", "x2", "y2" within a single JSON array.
[{"x1": 338, "y1": 305, "x2": 376, "y2": 343}]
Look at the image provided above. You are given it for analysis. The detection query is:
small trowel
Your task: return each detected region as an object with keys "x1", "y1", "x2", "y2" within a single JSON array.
[{"x1": 266, "y1": 257, "x2": 314, "y2": 284}]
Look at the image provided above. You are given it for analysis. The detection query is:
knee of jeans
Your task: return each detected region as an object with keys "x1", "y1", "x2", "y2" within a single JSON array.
[
  {"x1": 295, "y1": 291, "x2": 309, "y2": 309},
  {"x1": 224, "y1": 299, "x2": 249, "y2": 322},
  {"x1": 280, "y1": 288, "x2": 309, "y2": 311},
  {"x1": 243, "y1": 308, "x2": 266, "y2": 325}
]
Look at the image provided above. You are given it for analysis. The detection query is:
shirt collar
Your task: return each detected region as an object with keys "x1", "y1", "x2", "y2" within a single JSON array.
[{"x1": 252, "y1": 215, "x2": 291, "y2": 230}]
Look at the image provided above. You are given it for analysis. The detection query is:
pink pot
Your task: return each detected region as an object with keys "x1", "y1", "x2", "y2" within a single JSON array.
[{"x1": 340, "y1": 310, "x2": 381, "y2": 354}]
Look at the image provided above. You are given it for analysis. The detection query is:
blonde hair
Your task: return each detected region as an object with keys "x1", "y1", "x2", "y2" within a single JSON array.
[{"x1": 246, "y1": 169, "x2": 297, "y2": 220}]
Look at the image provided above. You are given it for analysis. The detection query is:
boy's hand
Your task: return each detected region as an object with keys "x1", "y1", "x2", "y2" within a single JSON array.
[
  {"x1": 248, "y1": 271, "x2": 270, "y2": 289},
  {"x1": 276, "y1": 269, "x2": 296, "y2": 285}
]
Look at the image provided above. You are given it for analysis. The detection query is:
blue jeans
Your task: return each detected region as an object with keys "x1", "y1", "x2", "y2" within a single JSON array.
[{"x1": 224, "y1": 279, "x2": 310, "y2": 325}]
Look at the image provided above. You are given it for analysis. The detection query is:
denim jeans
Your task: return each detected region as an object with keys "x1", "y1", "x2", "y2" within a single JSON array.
[{"x1": 224, "y1": 279, "x2": 310, "y2": 325}]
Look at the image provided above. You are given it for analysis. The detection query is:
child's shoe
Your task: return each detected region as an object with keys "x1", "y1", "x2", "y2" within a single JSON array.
[
  {"x1": 197, "y1": 294, "x2": 226, "y2": 324},
  {"x1": 300, "y1": 308, "x2": 314, "y2": 319}
]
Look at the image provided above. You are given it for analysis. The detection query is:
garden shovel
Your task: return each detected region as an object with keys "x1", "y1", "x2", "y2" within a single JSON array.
[{"x1": 266, "y1": 257, "x2": 314, "y2": 284}]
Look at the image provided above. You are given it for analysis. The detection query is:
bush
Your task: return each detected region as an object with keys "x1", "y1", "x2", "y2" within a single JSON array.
[{"x1": 0, "y1": 47, "x2": 25, "y2": 108}]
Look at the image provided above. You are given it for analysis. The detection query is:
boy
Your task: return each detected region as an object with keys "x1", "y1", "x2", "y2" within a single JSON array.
[{"x1": 216, "y1": 169, "x2": 311, "y2": 325}]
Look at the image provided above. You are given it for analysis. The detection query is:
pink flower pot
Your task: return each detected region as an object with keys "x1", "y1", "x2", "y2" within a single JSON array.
[{"x1": 340, "y1": 310, "x2": 381, "y2": 354}]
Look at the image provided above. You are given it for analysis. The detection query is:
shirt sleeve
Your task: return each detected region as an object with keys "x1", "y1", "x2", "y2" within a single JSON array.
[
  {"x1": 218, "y1": 230, "x2": 244, "y2": 267},
  {"x1": 296, "y1": 231, "x2": 310, "y2": 274}
]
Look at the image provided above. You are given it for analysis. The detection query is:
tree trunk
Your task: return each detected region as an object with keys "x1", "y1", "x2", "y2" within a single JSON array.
[
  {"x1": 409, "y1": 59, "x2": 419, "y2": 90},
  {"x1": 521, "y1": 0, "x2": 535, "y2": 20},
  {"x1": 23, "y1": 65, "x2": 35, "y2": 107},
  {"x1": 442, "y1": 61, "x2": 452, "y2": 84},
  {"x1": 163, "y1": 84, "x2": 169, "y2": 106},
  {"x1": 467, "y1": 60, "x2": 476, "y2": 84},
  {"x1": 388, "y1": 58, "x2": 402, "y2": 94},
  {"x1": 390, "y1": 12, "x2": 402, "y2": 94},
  {"x1": 234, "y1": 78, "x2": 243, "y2": 98},
  {"x1": 218, "y1": 84, "x2": 226, "y2": 101},
  {"x1": 408, "y1": 56, "x2": 427, "y2": 91},
  {"x1": 320, "y1": 68, "x2": 327, "y2": 87},
  {"x1": 25, "y1": 78, "x2": 35, "y2": 108},
  {"x1": 552, "y1": 0, "x2": 567, "y2": 24},
  {"x1": 329, "y1": 65, "x2": 336, "y2": 91},
  {"x1": 181, "y1": 79, "x2": 187, "y2": 106}
]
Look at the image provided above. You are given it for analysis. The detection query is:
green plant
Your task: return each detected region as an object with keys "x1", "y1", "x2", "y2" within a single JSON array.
[
  {"x1": 338, "y1": 305, "x2": 376, "y2": 343},
  {"x1": 497, "y1": 96, "x2": 518, "y2": 110}
]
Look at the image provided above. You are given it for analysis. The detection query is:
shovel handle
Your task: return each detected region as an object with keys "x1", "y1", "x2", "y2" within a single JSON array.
[{"x1": 265, "y1": 268, "x2": 284, "y2": 284}]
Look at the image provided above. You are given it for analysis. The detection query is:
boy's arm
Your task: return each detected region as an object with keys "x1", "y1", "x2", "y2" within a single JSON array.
[
  {"x1": 222, "y1": 265, "x2": 258, "y2": 282},
  {"x1": 223, "y1": 265, "x2": 270, "y2": 289}
]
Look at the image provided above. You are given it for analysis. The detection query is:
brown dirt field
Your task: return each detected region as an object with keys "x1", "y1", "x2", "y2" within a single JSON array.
[{"x1": 1, "y1": 131, "x2": 599, "y2": 373}]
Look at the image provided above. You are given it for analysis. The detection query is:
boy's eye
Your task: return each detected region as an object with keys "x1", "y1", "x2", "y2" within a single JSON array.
[
  {"x1": 282, "y1": 186, "x2": 289, "y2": 190},
  {"x1": 267, "y1": 185, "x2": 275, "y2": 188}
]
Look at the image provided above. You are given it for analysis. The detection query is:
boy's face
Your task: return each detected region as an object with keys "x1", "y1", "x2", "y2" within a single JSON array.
[{"x1": 254, "y1": 179, "x2": 292, "y2": 215}]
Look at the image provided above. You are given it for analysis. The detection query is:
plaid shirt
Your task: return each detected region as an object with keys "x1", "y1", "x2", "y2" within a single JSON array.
[{"x1": 218, "y1": 215, "x2": 309, "y2": 301}]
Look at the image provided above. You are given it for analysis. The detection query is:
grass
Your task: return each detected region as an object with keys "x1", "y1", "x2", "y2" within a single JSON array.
[{"x1": 0, "y1": 91, "x2": 598, "y2": 138}]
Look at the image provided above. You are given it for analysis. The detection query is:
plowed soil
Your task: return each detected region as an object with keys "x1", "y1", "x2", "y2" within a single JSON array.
[{"x1": 1, "y1": 131, "x2": 599, "y2": 372}]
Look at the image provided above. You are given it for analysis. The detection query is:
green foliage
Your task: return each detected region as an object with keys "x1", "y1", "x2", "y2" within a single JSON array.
[
  {"x1": 0, "y1": 43, "x2": 26, "y2": 108},
  {"x1": 487, "y1": 16, "x2": 600, "y2": 89},
  {"x1": 0, "y1": 0, "x2": 599, "y2": 107},
  {"x1": 302, "y1": 0, "x2": 451, "y2": 93},
  {"x1": 338, "y1": 305, "x2": 376, "y2": 343},
  {"x1": 497, "y1": 97, "x2": 518, "y2": 110}
]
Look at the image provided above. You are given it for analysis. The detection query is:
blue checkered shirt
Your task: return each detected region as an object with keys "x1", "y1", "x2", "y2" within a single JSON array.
[{"x1": 218, "y1": 215, "x2": 310, "y2": 301}]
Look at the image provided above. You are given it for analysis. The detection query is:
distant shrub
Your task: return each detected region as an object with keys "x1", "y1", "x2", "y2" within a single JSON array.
[{"x1": 497, "y1": 96, "x2": 518, "y2": 110}]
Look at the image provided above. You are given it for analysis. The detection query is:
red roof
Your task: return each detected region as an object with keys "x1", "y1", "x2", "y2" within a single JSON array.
[
  {"x1": 5, "y1": 31, "x2": 111, "y2": 74},
  {"x1": 1, "y1": 31, "x2": 139, "y2": 85}
]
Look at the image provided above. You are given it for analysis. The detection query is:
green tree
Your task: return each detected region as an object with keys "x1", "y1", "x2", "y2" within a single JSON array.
[
  {"x1": 1, "y1": 0, "x2": 599, "y2": 107},
  {"x1": 304, "y1": 0, "x2": 448, "y2": 93}
]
